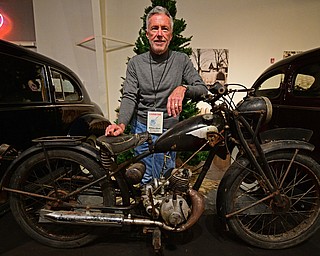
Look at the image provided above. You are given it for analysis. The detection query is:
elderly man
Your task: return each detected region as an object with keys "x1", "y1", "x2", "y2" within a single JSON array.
[{"x1": 106, "y1": 6, "x2": 207, "y2": 184}]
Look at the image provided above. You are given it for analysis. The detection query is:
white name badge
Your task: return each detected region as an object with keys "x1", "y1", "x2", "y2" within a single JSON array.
[{"x1": 147, "y1": 111, "x2": 163, "y2": 134}]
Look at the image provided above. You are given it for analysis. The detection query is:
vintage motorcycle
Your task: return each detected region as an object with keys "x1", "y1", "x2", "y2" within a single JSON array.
[{"x1": 1, "y1": 82, "x2": 320, "y2": 252}]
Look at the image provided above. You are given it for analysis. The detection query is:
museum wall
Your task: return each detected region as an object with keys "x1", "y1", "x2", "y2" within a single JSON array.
[
  {"x1": 32, "y1": 0, "x2": 102, "y2": 111},
  {"x1": 32, "y1": 0, "x2": 320, "y2": 122}
]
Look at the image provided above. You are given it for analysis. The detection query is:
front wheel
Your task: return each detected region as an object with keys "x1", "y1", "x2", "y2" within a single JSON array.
[
  {"x1": 9, "y1": 148, "x2": 115, "y2": 248},
  {"x1": 217, "y1": 151, "x2": 320, "y2": 249}
]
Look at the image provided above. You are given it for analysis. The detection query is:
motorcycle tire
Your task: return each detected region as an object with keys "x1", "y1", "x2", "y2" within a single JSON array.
[
  {"x1": 9, "y1": 149, "x2": 115, "y2": 248},
  {"x1": 217, "y1": 150, "x2": 320, "y2": 249}
]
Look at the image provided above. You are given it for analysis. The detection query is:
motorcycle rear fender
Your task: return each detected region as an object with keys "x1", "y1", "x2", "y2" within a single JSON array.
[{"x1": 0, "y1": 139, "x2": 101, "y2": 203}]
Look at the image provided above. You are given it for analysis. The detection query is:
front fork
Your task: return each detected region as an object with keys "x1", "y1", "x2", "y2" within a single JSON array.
[{"x1": 234, "y1": 115, "x2": 298, "y2": 207}]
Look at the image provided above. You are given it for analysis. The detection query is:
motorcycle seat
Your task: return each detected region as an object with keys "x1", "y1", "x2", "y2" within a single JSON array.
[{"x1": 97, "y1": 132, "x2": 150, "y2": 155}]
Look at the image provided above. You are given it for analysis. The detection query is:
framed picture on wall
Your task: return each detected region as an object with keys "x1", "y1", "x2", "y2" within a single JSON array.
[
  {"x1": 283, "y1": 50, "x2": 303, "y2": 58},
  {"x1": 191, "y1": 48, "x2": 229, "y2": 88}
]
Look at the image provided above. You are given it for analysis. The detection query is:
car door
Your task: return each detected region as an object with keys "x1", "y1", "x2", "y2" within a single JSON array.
[
  {"x1": 253, "y1": 68, "x2": 288, "y2": 130},
  {"x1": 0, "y1": 53, "x2": 57, "y2": 149},
  {"x1": 49, "y1": 68, "x2": 101, "y2": 134},
  {"x1": 277, "y1": 59, "x2": 320, "y2": 149}
]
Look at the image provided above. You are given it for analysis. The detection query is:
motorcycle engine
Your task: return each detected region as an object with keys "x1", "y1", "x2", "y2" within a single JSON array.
[{"x1": 141, "y1": 168, "x2": 192, "y2": 227}]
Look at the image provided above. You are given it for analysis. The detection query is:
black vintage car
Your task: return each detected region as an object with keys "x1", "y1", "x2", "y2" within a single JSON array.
[
  {"x1": 0, "y1": 39, "x2": 110, "y2": 167},
  {"x1": 251, "y1": 47, "x2": 320, "y2": 160}
]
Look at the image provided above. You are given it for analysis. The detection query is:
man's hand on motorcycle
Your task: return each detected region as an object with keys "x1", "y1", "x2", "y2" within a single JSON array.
[
  {"x1": 167, "y1": 85, "x2": 187, "y2": 117},
  {"x1": 105, "y1": 123, "x2": 125, "y2": 136}
]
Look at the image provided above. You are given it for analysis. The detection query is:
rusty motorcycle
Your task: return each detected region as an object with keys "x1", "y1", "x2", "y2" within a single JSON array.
[{"x1": 2, "y1": 82, "x2": 320, "y2": 251}]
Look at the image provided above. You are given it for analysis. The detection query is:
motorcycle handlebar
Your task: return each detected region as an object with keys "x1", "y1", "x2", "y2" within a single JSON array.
[
  {"x1": 208, "y1": 82, "x2": 227, "y2": 95},
  {"x1": 202, "y1": 83, "x2": 254, "y2": 105}
]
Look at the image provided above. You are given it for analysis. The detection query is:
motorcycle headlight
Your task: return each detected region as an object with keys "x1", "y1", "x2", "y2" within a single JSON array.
[{"x1": 236, "y1": 96, "x2": 273, "y2": 125}]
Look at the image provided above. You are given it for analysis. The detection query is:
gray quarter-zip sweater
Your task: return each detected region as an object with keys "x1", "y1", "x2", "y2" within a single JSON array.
[{"x1": 118, "y1": 50, "x2": 208, "y2": 129}]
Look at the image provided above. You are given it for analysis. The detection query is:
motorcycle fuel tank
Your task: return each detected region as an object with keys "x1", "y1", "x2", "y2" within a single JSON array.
[{"x1": 154, "y1": 113, "x2": 225, "y2": 152}]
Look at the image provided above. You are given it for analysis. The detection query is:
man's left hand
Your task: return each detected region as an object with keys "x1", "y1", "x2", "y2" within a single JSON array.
[{"x1": 167, "y1": 85, "x2": 187, "y2": 117}]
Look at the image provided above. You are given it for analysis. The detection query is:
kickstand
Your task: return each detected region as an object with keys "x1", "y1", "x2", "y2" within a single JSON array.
[{"x1": 152, "y1": 227, "x2": 163, "y2": 255}]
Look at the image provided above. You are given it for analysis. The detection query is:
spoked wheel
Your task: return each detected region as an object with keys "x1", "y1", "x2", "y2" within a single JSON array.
[
  {"x1": 9, "y1": 149, "x2": 115, "y2": 248},
  {"x1": 217, "y1": 151, "x2": 320, "y2": 249}
]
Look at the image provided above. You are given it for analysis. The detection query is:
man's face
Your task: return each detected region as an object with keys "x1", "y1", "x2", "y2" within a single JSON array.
[{"x1": 146, "y1": 13, "x2": 173, "y2": 55}]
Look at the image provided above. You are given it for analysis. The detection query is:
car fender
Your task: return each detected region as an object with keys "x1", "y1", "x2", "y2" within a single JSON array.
[
  {"x1": 68, "y1": 113, "x2": 111, "y2": 137},
  {"x1": 0, "y1": 138, "x2": 102, "y2": 203}
]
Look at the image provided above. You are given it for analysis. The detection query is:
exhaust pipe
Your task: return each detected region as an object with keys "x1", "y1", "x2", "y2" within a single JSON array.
[
  {"x1": 175, "y1": 188, "x2": 205, "y2": 232},
  {"x1": 40, "y1": 209, "x2": 125, "y2": 227},
  {"x1": 40, "y1": 209, "x2": 176, "y2": 231},
  {"x1": 39, "y1": 189, "x2": 205, "y2": 232}
]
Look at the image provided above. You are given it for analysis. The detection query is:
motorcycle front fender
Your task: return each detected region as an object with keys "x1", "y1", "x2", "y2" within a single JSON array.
[
  {"x1": 261, "y1": 139, "x2": 315, "y2": 154},
  {"x1": 260, "y1": 127, "x2": 313, "y2": 143}
]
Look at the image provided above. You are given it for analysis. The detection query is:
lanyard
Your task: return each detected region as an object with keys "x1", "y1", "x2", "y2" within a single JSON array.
[{"x1": 149, "y1": 52, "x2": 169, "y2": 110}]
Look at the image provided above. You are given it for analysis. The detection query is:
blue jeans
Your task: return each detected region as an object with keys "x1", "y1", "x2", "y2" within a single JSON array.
[{"x1": 131, "y1": 120, "x2": 176, "y2": 184}]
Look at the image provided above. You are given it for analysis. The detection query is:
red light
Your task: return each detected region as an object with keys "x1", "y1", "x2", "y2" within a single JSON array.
[{"x1": 0, "y1": 10, "x2": 13, "y2": 39}]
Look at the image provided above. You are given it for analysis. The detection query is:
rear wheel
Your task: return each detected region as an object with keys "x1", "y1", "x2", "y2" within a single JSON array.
[
  {"x1": 217, "y1": 151, "x2": 320, "y2": 249},
  {"x1": 9, "y1": 149, "x2": 115, "y2": 248}
]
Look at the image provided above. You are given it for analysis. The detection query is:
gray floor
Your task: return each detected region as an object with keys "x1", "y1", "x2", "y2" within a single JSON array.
[{"x1": 1, "y1": 206, "x2": 320, "y2": 256}]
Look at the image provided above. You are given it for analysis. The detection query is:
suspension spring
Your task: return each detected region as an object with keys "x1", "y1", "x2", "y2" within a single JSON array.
[{"x1": 100, "y1": 151, "x2": 113, "y2": 172}]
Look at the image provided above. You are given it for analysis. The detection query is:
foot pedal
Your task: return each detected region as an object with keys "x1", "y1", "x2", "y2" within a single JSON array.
[{"x1": 152, "y1": 227, "x2": 162, "y2": 252}]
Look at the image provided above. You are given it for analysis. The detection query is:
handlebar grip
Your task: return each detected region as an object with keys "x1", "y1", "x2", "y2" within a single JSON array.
[{"x1": 209, "y1": 82, "x2": 226, "y2": 95}]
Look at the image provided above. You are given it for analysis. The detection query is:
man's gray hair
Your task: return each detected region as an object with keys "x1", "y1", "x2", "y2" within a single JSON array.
[{"x1": 146, "y1": 6, "x2": 174, "y2": 31}]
